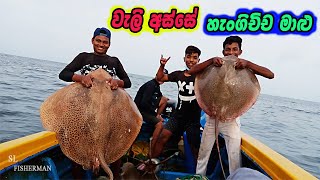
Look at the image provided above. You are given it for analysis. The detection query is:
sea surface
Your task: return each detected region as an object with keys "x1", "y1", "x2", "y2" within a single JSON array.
[{"x1": 0, "y1": 53, "x2": 319, "y2": 178}]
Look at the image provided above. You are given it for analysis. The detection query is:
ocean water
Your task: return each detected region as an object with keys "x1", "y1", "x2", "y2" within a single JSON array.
[{"x1": 0, "y1": 53, "x2": 319, "y2": 178}]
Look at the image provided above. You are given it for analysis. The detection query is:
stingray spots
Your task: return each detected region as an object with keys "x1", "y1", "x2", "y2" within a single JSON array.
[{"x1": 40, "y1": 69, "x2": 142, "y2": 179}]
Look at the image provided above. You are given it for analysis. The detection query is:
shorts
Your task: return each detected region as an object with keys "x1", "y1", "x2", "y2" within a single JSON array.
[
  {"x1": 164, "y1": 114, "x2": 201, "y2": 149},
  {"x1": 141, "y1": 111, "x2": 160, "y2": 126}
]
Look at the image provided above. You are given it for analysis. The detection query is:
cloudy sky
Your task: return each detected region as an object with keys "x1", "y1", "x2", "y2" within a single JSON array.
[{"x1": 1, "y1": 0, "x2": 319, "y2": 102}]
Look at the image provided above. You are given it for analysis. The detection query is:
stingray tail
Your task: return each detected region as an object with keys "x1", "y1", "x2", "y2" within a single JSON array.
[
  {"x1": 98, "y1": 151, "x2": 114, "y2": 180},
  {"x1": 215, "y1": 119, "x2": 226, "y2": 179}
]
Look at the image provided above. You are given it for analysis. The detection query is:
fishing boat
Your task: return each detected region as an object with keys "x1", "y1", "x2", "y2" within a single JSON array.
[{"x1": 0, "y1": 102, "x2": 317, "y2": 180}]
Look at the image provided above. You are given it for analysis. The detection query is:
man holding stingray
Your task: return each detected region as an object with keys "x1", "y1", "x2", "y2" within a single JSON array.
[{"x1": 188, "y1": 36, "x2": 274, "y2": 176}]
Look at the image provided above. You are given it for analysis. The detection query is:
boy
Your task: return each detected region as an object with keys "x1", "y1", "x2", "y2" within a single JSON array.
[
  {"x1": 59, "y1": 27, "x2": 131, "y2": 89},
  {"x1": 188, "y1": 36, "x2": 274, "y2": 176},
  {"x1": 150, "y1": 45, "x2": 203, "y2": 166},
  {"x1": 59, "y1": 27, "x2": 131, "y2": 180}
]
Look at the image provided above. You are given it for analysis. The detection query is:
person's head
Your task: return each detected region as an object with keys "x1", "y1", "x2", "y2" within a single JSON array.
[
  {"x1": 184, "y1": 45, "x2": 201, "y2": 69},
  {"x1": 92, "y1": 27, "x2": 111, "y2": 55},
  {"x1": 222, "y1": 36, "x2": 242, "y2": 57}
]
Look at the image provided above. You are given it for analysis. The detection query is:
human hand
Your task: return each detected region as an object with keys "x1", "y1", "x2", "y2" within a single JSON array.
[
  {"x1": 106, "y1": 78, "x2": 119, "y2": 90},
  {"x1": 160, "y1": 54, "x2": 171, "y2": 66},
  {"x1": 211, "y1": 57, "x2": 223, "y2": 67},
  {"x1": 235, "y1": 58, "x2": 249, "y2": 69},
  {"x1": 81, "y1": 74, "x2": 93, "y2": 88},
  {"x1": 156, "y1": 114, "x2": 165, "y2": 122}
]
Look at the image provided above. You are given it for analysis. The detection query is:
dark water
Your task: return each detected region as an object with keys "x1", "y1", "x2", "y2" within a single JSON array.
[{"x1": 0, "y1": 53, "x2": 319, "y2": 178}]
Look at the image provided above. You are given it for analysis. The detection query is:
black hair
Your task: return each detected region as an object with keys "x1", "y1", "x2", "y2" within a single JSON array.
[
  {"x1": 185, "y1": 45, "x2": 201, "y2": 56},
  {"x1": 223, "y1": 36, "x2": 242, "y2": 50}
]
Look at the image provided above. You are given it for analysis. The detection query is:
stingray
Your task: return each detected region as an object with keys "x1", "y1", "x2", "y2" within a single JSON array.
[
  {"x1": 40, "y1": 68, "x2": 143, "y2": 180},
  {"x1": 194, "y1": 55, "x2": 260, "y2": 178},
  {"x1": 195, "y1": 55, "x2": 260, "y2": 120}
]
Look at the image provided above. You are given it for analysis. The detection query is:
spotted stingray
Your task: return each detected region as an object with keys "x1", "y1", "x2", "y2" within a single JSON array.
[{"x1": 40, "y1": 68, "x2": 142, "y2": 180}]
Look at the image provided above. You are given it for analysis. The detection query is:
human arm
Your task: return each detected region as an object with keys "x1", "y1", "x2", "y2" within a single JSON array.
[
  {"x1": 236, "y1": 59, "x2": 275, "y2": 79},
  {"x1": 187, "y1": 57, "x2": 223, "y2": 75},
  {"x1": 59, "y1": 54, "x2": 83, "y2": 82},
  {"x1": 59, "y1": 53, "x2": 94, "y2": 87},
  {"x1": 156, "y1": 55, "x2": 171, "y2": 82},
  {"x1": 113, "y1": 57, "x2": 131, "y2": 88},
  {"x1": 156, "y1": 96, "x2": 168, "y2": 122}
]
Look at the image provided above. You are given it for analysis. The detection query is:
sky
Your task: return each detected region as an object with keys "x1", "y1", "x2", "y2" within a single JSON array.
[{"x1": 1, "y1": 0, "x2": 319, "y2": 102}]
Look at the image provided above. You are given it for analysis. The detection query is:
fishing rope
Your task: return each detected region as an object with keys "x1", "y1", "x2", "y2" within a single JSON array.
[{"x1": 215, "y1": 118, "x2": 226, "y2": 179}]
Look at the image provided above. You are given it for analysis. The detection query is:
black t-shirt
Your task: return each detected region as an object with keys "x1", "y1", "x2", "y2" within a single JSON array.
[
  {"x1": 59, "y1": 52, "x2": 131, "y2": 88},
  {"x1": 168, "y1": 70, "x2": 201, "y2": 119},
  {"x1": 134, "y1": 79, "x2": 162, "y2": 116}
]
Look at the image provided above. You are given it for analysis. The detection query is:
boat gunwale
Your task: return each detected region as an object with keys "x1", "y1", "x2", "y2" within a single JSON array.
[
  {"x1": 0, "y1": 131, "x2": 58, "y2": 172},
  {"x1": 241, "y1": 131, "x2": 317, "y2": 180},
  {"x1": 0, "y1": 131, "x2": 317, "y2": 179}
]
